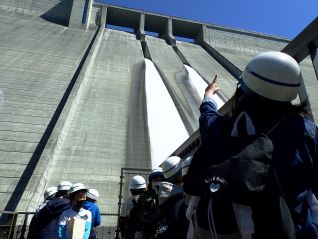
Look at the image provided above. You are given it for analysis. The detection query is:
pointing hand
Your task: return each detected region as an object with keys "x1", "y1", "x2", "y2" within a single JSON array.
[{"x1": 204, "y1": 75, "x2": 219, "y2": 97}]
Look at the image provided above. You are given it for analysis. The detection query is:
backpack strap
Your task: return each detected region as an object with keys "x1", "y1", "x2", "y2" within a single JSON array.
[
  {"x1": 265, "y1": 115, "x2": 287, "y2": 194},
  {"x1": 265, "y1": 115, "x2": 288, "y2": 136}
]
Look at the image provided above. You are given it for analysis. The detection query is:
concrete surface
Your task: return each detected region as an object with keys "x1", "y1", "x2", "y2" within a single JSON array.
[{"x1": 0, "y1": 8, "x2": 94, "y2": 212}]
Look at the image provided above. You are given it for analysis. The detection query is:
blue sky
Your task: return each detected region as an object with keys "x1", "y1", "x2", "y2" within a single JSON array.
[{"x1": 98, "y1": 0, "x2": 317, "y2": 39}]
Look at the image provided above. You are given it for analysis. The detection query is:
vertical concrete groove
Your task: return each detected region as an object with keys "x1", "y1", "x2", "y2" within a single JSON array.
[
  {"x1": 140, "y1": 40, "x2": 152, "y2": 60},
  {"x1": 197, "y1": 25, "x2": 242, "y2": 80},
  {"x1": 172, "y1": 45, "x2": 190, "y2": 65}
]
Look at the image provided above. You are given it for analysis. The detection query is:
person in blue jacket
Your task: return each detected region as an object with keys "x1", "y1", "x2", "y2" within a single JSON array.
[
  {"x1": 184, "y1": 51, "x2": 318, "y2": 239},
  {"x1": 83, "y1": 188, "x2": 101, "y2": 239},
  {"x1": 58, "y1": 183, "x2": 92, "y2": 239}
]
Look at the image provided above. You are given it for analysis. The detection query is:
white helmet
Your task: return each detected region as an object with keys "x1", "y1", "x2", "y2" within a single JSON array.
[
  {"x1": 68, "y1": 183, "x2": 87, "y2": 195},
  {"x1": 162, "y1": 156, "x2": 182, "y2": 179},
  {"x1": 87, "y1": 188, "x2": 100, "y2": 200},
  {"x1": 44, "y1": 186, "x2": 58, "y2": 200},
  {"x1": 57, "y1": 181, "x2": 72, "y2": 191},
  {"x1": 240, "y1": 51, "x2": 301, "y2": 102},
  {"x1": 130, "y1": 175, "x2": 147, "y2": 190},
  {"x1": 182, "y1": 156, "x2": 193, "y2": 176}
]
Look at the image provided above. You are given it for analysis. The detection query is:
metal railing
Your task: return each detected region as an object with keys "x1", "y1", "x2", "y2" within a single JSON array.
[{"x1": 0, "y1": 211, "x2": 36, "y2": 239}]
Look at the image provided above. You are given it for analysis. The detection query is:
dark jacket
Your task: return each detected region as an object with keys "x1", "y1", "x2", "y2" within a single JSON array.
[
  {"x1": 188, "y1": 97, "x2": 317, "y2": 202},
  {"x1": 153, "y1": 182, "x2": 188, "y2": 239},
  {"x1": 27, "y1": 198, "x2": 71, "y2": 239},
  {"x1": 184, "y1": 97, "x2": 318, "y2": 238}
]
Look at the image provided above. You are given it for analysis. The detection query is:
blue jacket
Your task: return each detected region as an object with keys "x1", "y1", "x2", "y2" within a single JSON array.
[
  {"x1": 82, "y1": 201, "x2": 101, "y2": 227},
  {"x1": 28, "y1": 198, "x2": 71, "y2": 239},
  {"x1": 58, "y1": 207, "x2": 92, "y2": 239}
]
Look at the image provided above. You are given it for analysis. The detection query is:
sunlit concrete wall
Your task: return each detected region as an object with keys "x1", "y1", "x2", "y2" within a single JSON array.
[{"x1": 0, "y1": 0, "x2": 73, "y2": 25}]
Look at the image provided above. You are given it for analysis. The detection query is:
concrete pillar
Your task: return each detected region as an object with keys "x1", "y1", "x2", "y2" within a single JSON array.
[
  {"x1": 88, "y1": 5, "x2": 102, "y2": 29},
  {"x1": 137, "y1": 13, "x2": 152, "y2": 59},
  {"x1": 69, "y1": 0, "x2": 92, "y2": 29},
  {"x1": 137, "y1": 13, "x2": 145, "y2": 41},
  {"x1": 83, "y1": 0, "x2": 93, "y2": 30},
  {"x1": 160, "y1": 18, "x2": 176, "y2": 46},
  {"x1": 196, "y1": 24, "x2": 207, "y2": 44},
  {"x1": 99, "y1": 5, "x2": 107, "y2": 28}
]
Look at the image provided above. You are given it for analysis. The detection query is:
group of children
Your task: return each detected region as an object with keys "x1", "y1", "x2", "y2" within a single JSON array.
[
  {"x1": 119, "y1": 155, "x2": 194, "y2": 239},
  {"x1": 27, "y1": 181, "x2": 101, "y2": 239}
]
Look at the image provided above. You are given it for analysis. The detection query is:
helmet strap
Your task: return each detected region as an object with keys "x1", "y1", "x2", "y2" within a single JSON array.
[{"x1": 238, "y1": 78, "x2": 252, "y2": 96}]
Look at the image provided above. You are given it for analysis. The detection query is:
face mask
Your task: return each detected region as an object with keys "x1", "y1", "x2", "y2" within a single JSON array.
[
  {"x1": 132, "y1": 195, "x2": 140, "y2": 202},
  {"x1": 151, "y1": 182, "x2": 162, "y2": 194},
  {"x1": 73, "y1": 200, "x2": 85, "y2": 211}
]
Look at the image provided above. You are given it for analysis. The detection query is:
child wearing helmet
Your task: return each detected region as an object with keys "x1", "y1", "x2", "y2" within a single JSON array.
[
  {"x1": 27, "y1": 186, "x2": 69, "y2": 239},
  {"x1": 150, "y1": 156, "x2": 189, "y2": 239},
  {"x1": 184, "y1": 51, "x2": 318, "y2": 239},
  {"x1": 36, "y1": 186, "x2": 58, "y2": 212},
  {"x1": 132, "y1": 168, "x2": 165, "y2": 239},
  {"x1": 56, "y1": 181, "x2": 72, "y2": 198},
  {"x1": 58, "y1": 183, "x2": 92, "y2": 239},
  {"x1": 119, "y1": 175, "x2": 147, "y2": 238},
  {"x1": 148, "y1": 168, "x2": 165, "y2": 193}
]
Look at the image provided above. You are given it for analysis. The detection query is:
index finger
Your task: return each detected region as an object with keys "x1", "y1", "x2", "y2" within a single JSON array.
[{"x1": 212, "y1": 75, "x2": 218, "y2": 84}]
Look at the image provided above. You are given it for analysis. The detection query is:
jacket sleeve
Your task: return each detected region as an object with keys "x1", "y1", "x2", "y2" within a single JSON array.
[
  {"x1": 83, "y1": 221, "x2": 92, "y2": 239},
  {"x1": 92, "y1": 205, "x2": 101, "y2": 227},
  {"x1": 58, "y1": 225, "x2": 66, "y2": 239},
  {"x1": 26, "y1": 212, "x2": 38, "y2": 239},
  {"x1": 313, "y1": 125, "x2": 318, "y2": 196},
  {"x1": 184, "y1": 96, "x2": 220, "y2": 196},
  {"x1": 96, "y1": 206, "x2": 101, "y2": 226},
  {"x1": 58, "y1": 212, "x2": 67, "y2": 239},
  {"x1": 199, "y1": 96, "x2": 223, "y2": 144}
]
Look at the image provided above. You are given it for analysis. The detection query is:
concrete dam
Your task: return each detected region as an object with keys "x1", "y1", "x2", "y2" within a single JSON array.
[{"x1": 0, "y1": 0, "x2": 317, "y2": 231}]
